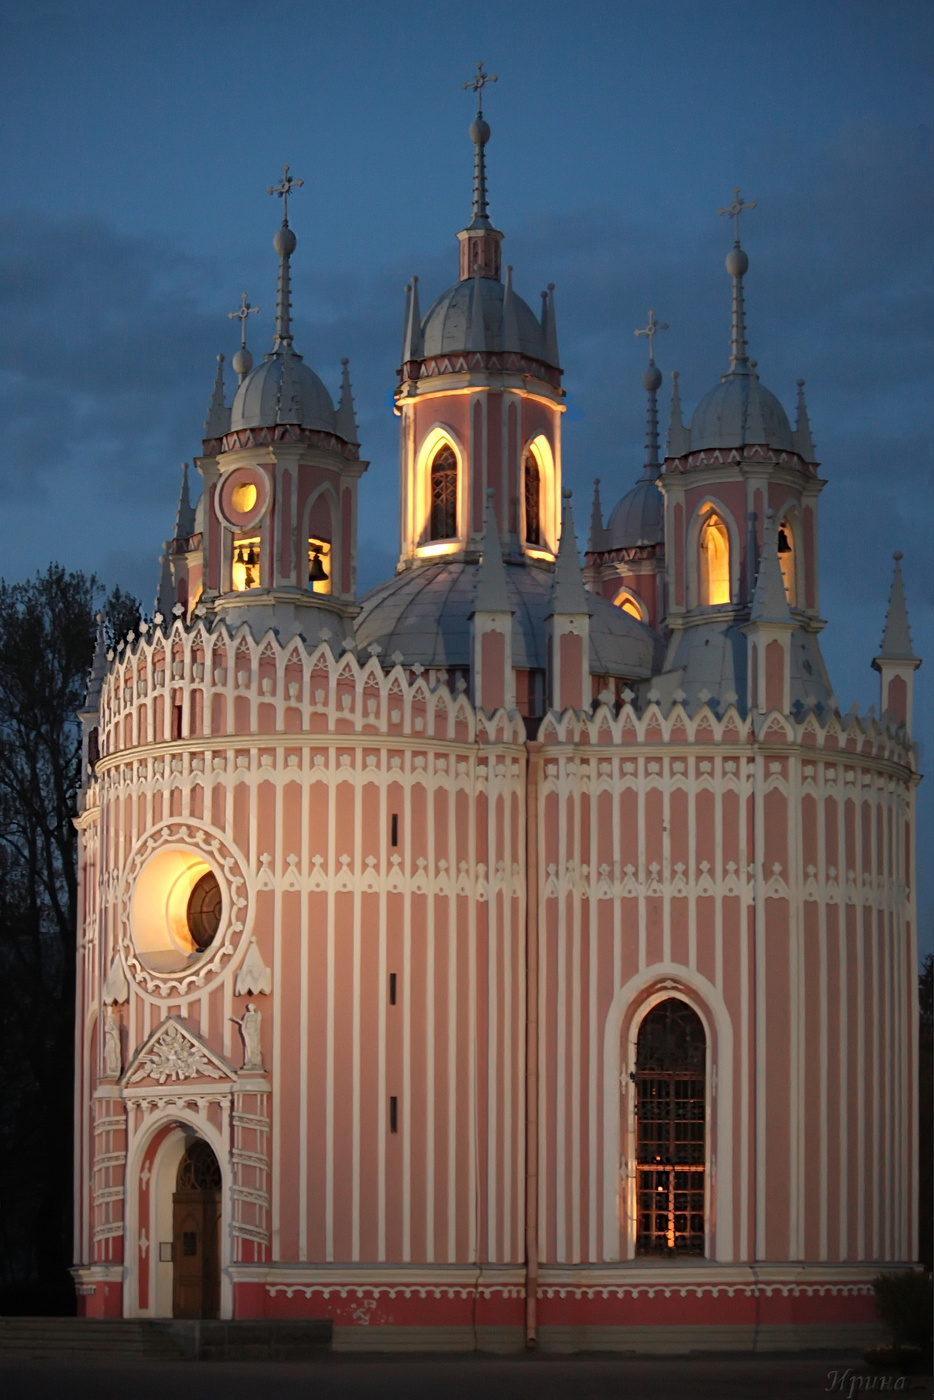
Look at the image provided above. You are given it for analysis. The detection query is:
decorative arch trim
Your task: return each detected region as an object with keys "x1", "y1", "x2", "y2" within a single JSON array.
[
  {"x1": 612, "y1": 586, "x2": 648, "y2": 622},
  {"x1": 521, "y1": 434, "x2": 558, "y2": 556},
  {"x1": 412, "y1": 424, "x2": 467, "y2": 555}
]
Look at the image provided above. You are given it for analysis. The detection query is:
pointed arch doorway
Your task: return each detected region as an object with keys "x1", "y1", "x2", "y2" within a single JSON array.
[{"x1": 172, "y1": 1138, "x2": 221, "y2": 1318}]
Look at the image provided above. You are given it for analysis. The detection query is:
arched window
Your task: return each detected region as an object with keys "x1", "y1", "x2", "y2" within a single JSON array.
[
  {"x1": 777, "y1": 517, "x2": 796, "y2": 606},
  {"x1": 634, "y1": 998, "x2": 706, "y2": 1255},
  {"x1": 524, "y1": 448, "x2": 541, "y2": 546},
  {"x1": 699, "y1": 513, "x2": 730, "y2": 605},
  {"x1": 613, "y1": 587, "x2": 646, "y2": 622},
  {"x1": 429, "y1": 444, "x2": 458, "y2": 541}
]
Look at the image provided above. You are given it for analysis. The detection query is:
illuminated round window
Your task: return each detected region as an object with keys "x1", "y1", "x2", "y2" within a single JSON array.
[
  {"x1": 231, "y1": 482, "x2": 257, "y2": 514},
  {"x1": 130, "y1": 848, "x2": 225, "y2": 973}
]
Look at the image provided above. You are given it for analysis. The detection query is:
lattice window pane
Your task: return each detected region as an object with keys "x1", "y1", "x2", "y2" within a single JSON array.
[{"x1": 429, "y1": 446, "x2": 458, "y2": 540}]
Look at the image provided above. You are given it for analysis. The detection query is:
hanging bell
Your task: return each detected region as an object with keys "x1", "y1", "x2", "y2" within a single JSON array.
[
  {"x1": 309, "y1": 550, "x2": 328, "y2": 583},
  {"x1": 777, "y1": 527, "x2": 791, "y2": 554},
  {"x1": 245, "y1": 547, "x2": 258, "y2": 567},
  {"x1": 234, "y1": 544, "x2": 246, "y2": 566}
]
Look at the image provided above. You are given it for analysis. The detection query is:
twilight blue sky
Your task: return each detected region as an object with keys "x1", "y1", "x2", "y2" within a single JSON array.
[{"x1": 1, "y1": 0, "x2": 931, "y2": 949}]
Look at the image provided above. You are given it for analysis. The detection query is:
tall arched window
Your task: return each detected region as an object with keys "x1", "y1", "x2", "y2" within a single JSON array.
[
  {"x1": 777, "y1": 517, "x2": 796, "y2": 606},
  {"x1": 634, "y1": 998, "x2": 706, "y2": 1255},
  {"x1": 429, "y1": 444, "x2": 458, "y2": 540},
  {"x1": 524, "y1": 448, "x2": 541, "y2": 546},
  {"x1": 699, "y1": 513, "x2": 730, "y2": 605}
]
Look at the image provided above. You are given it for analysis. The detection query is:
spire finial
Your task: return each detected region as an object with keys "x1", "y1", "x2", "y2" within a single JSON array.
[
  {"x1": 203, "y1": 355, "x2": 229, "y2": 438},
  {"x1": 876, "y1": 551, "x2": 919, "y2": 663},
  {"x1": 634, "y1": 309, "x2": 669, "y2": 366},
  {"x1": 718, "y1": 186, "x2": 756, "y2": 246},
  {"x1": 268, "y1": 166, "x2": 302, "y2": 349},
  {"x1": 267, "y1": 164, "x2": 304, "y2": 225},
  {"x1": 718, "y1": 187, "x2": 755, "y2": 373},
  {"x1": 463, "y1": 62, "x2": 497, "y2": 230},
  {"x1": 636, "y1": 310, "x2": 667, "y2": 471},
  {"x1": 229, "y1": 292, "x2": 259, "y2": 379}
]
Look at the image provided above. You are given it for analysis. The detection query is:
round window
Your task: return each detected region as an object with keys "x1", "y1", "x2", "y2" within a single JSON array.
[{"x1": 129, "y1": 848, "x2": 225, "y2": 973}]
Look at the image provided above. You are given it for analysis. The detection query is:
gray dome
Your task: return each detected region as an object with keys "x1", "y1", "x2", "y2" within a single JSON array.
[
  {"x1": 421, "y1": 278, "x2": 553, "y2": 365},
  {"x1": 689, "y1": 372, "x2": 793, "y2": 453},
  {"x1": 230, "y1": 350, "x2": 338, "y2": 435},
  {"x1": 356, "y1": 560, "x2": 658, "y2": 679},
  {"x1": 605, "y1": 476, "x2": 664, "y2": 550}
]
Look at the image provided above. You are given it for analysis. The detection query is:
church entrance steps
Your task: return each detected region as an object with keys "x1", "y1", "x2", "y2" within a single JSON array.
[{"x1": 0, "y1": 1317, "x2": 333, "y2": 1362}]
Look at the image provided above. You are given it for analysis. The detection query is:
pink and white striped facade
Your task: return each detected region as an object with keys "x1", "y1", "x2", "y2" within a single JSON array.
[{"x1": 72, "y1": 147, "x2": 921, "y2": 1351}]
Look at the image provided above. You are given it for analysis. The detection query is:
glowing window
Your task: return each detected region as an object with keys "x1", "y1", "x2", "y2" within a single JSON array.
[
  {"x1": 231, "y1": 482, "x2": 257, "y2": 514},
  {"x1": 777, "y1": 518, "x2": 796, "y2": 606},
  {"x1": 634, "y1": 999, "x2": 706, "y2": 1256},
  {"x1": 429, "y1": 445, "x2": 458, "y2": 541},
  {"x1": 307, "y1": 536, "x2": 332, "y2": 595},
  {"x1": 614, "y1": 588, "x2": 645, "y2": 621},
  {"x1": 524, "y1": 449, "x2": 541, "y2": 546},
  {"x1": 232, "y1": 536, "x2": 260, "y2": 591},
  {"x1": 130, "y1": 849, "x2": 224, "y2": 973},
  {"x1": 699, "y1": 515, "x2": 730, "y2": 605}
]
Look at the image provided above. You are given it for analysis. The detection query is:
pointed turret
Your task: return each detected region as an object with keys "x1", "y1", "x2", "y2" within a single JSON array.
[
  {"x1": 401, "y1": 276, "x2": 423, "y2": 366},
  {"x1": 588, "y1": 478, "x2": 605, "y2": 552},
  {"x1": 502, "y1": 264, "x2": 519, "y2": 348},
  {"x1": 540, "y1": 284, "x2": 559, "y2": 367},
  {"x1": 793, "y1": 379, "x2": 816, "y2": 462},
  {"x1": 77, "y1": 613, "x2": 108, "y2": 783},
  {"x1": 665, "y1": 370, "x2": 690, "y2": 456},
  {"x1": 203, "y1": 354, "x2": 229, "y2": 439},
  {"x1": 155, "y1": 544, "x2": 175, "y2": 617},
  {"x1": 335, "y1": 359, "x2": 360, "y2": 445},
  {"x1": 750, "y1": 511, "x2": 793, "y2": 624},
  {"x1": 173, "y1": 462, "x2": 196, "y2": 542},
  {"x1": 546, "y1": 494, "x2": 591, "y2": 712},
  {"x1": 873, "y1": 552, "x2": 921, "y2": 730},
  {"x1": 744, "y1": 511, "x2": 795, "y2": 714},
  {"x1": 471, "y1": 490, "x2": 515, "y2": 711}
]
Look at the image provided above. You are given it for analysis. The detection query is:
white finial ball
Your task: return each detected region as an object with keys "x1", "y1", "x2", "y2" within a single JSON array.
[
  {"x1": 469, "y1": 116, "x2": 491, "y2": 146},
  {"x1": 232, "y1": 347, "x2": 254, "y2": 377},
  {"x1": 274, "y1": 224, "x2": 297, "y2": 257},
  {"x1": 726, "y1": 246, "x2": 749, "y2": 278},
  {"x1": 643, "y1": 364, "x2": 663, "y2": 392}
]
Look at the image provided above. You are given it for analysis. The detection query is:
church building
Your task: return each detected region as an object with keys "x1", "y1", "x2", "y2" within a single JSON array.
[{"x1": 72, "y1": 73, "x2": 922, "y2": 1352}]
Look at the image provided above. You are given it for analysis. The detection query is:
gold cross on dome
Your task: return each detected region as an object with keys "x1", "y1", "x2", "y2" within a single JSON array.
[
  {"x1": 463, "y1": 61, "x2": 498, "y2": 114},
  {"x1": 635, "y1": 309, "x2": 669, "y2": 363},
  {"x1": 718, "y1": 187, "x2": 756, "y2": 243},
  {"x1": 228, "y1": 293, "x2": 260, "y2": 348},
  {"x1": 267, "y1": 164, "x2": 304, "y2": 222}
]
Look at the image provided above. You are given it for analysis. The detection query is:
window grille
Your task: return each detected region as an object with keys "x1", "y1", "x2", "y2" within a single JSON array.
[
  {"x1": 429, "y1": 445, "x2": 458, "y2": 540},
  {"x1": 634, "y1": 998, "x2": 706, "y2": 1254},
  {"x1": 524, "y1": 449, "x2": 541, "y2": 545}
]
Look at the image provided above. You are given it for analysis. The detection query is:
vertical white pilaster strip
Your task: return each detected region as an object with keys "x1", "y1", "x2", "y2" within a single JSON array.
[{"x1": 352, "y1": 750, "x2": 363, "y2": 1261}]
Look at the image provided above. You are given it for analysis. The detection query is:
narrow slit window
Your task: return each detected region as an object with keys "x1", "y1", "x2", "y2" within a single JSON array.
[
  {"x1": 699, "y1": 514, "x2": 730, "y2": 606},
  {"x1": 429, "y1": 445, "x2": 458, "y2": 541},
  {"x1": 389, "y1": 1096, "x2": 398, "y2": 1133},
  {"x1": 390, "y1": 813, "x2": 398, "y2": 847},
  {"x1": 524, "y1": 448, "x2": 541, "y2": 546},
  {"x1": 389, "y1": 972, "x2": 397, "y2": 1006},
  {"x1": 172, "y1": 704, "x2": 183, "y2": 740}
]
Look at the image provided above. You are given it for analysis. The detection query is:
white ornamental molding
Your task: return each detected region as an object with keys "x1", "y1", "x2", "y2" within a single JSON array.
[
  {"x1": 119, "y1": 820, "x2": 250, "y2": 996},
  {"x1": 102, "y1": 954, "x2": 130, "y2": 1005},
  {"x1": 234, "y1": 940, "x2": 272, "y2": 997},
  {"x1": 124, "y1": 1016, "x2": 235, "y2": 1088}
]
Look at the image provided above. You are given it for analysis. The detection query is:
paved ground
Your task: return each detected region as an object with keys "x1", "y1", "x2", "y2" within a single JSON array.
[{"x1": 0, "y1": 1353, "x2": 929, "y2": 1400}]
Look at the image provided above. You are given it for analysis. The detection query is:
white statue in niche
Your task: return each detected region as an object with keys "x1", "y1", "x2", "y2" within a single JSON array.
[
  {"x1": 103, "y1": 1007, "x2": 122, "y2": 1078},
  {"x1": 232, "y1": 1003, "x2": 263, "y2": 1070}
]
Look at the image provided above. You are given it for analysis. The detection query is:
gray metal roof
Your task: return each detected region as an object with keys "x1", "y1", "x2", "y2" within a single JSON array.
[
  {"x1": 688, "y1": 371, "x2": 794, "y2": 453},
  {"x1": 421, "y1": 275, "x2": 554, "y2": 365},
  {"x1": 605, "y1": 476, "x2": 664, "y2": 550},
  {"x1": 229, "y1": 350, "x2": 338, "y2": 436},
  {"x1": 356, "y1": 560, "x2": 658, "y2": 678}
]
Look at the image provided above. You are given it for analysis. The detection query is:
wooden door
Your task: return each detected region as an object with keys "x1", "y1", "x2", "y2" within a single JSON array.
[{"x1": 172, "y1": 1140, "x2": 221, "y2": 1318}]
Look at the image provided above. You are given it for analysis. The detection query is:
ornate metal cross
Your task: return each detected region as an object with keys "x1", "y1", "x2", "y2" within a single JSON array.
[
  {"x1": 635, "y1": 309, "x2": 669, "y2": 363},
  {"x1": 718, "y1": 187, "x2": 756, "y2": 243},
  {"x1": 463, "y1": 61, "x2": 498, "y2": 114},
  {"x1": 228, "y1": 292, "x2": 260, "y2": 348},
  {"x1": 267, "y1": 164, "x2": 304, "y2": 222}
]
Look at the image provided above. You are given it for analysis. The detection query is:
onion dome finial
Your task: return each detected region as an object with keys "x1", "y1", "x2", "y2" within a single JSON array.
[
  {"x1": 229, "y1": 292, "x2": 259, "y2": 380},
  {"x1": 462, "y1": 61, "x2": 497, "y2": 230}
]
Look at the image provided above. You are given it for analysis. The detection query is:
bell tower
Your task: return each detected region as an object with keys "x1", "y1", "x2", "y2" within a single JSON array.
[{"x1": 394, "y1": 66, "x2": 564, "y2": 571}]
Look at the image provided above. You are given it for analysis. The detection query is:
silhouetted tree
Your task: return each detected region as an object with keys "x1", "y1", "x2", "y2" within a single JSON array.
[{"x1": 0, "y1": 565, "x2": 141, "y2": 1310}]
